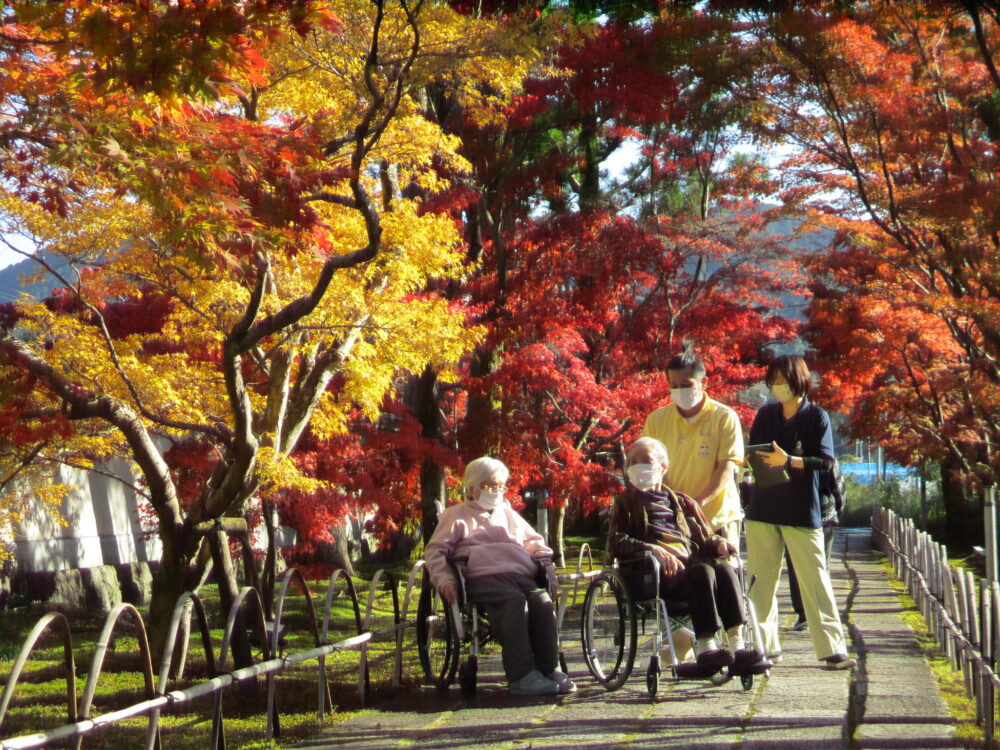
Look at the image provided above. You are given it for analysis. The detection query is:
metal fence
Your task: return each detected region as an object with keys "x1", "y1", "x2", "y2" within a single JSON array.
[
  {"x1": 0, "y1": 561, "x2": 426, "y2": 750},
  {"x1": 0, "y1": 547, "x2": 601, "y2": 750},
  {"x1": 872, "y1": 505, "x2": 1000, "y2": 746}
]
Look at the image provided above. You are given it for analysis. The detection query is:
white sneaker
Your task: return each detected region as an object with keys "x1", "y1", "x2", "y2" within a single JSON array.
[
  {"x1": 546, "y1": 669, "x2": 578, "y2": 693},
  {"x1": 822, "y1": 654, "x2": 857, "y2": 670},
  {"x1": 509, "y1": 669, "x2": 559, "y2": 695}
]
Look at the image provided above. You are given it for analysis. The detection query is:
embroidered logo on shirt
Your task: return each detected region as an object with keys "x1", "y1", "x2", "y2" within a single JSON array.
[{"x1": 699, "y1": 441, "x2": 710, "y2": 457}]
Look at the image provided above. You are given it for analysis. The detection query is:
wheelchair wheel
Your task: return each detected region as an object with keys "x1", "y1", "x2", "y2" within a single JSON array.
[
  {"x1": 581, "y1": 569, "x2": 636, "y2": 691},
  {"x1": 459, "y1": 654, "x2": 478, "y2": 693},
  {"x1": 416, "y1": 570, "x2": 459, "y2": 688},
  {"x1": 646, "y1": 654, "x2": 660, "y2": 698}
]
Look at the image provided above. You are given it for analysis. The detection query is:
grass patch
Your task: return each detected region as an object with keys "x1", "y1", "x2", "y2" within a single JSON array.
[
  {"x1": 880, "y1": 559, "x2": 984, "y2": 748},
  {"x1": 1, "y1": 554, "x2": 598, "y2": 748},
  {"x1": 0, "y1": 572, "x2": 424, "y2": 749}
]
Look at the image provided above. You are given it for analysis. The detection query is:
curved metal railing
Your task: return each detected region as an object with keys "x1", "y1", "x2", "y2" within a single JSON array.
[
  {"x1": 0, "y1": 566, "x2": 377, "y2": 750},
  {"x1": 0, "y1": 554, "x2": 588, "y2": 749}
]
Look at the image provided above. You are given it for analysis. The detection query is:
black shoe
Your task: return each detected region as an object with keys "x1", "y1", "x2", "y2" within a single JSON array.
[
  {"x1": 696, "y1": 648, "x2": 734, "y2": 675},
  {"x1": 733, "y1": 647, "x2": 763, "y2": 665},
  {"x1": 674, "y1": 661, "x2": 707, "y2": 679},
  {"x1": 791, "y1": 615, "x2": 808, "y2": 631}
]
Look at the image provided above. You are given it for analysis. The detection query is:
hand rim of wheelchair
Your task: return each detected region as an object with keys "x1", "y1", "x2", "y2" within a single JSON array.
[
  {"x1": 581, "y1": 568, "x2": 638, "y2": 691},
  {"x1": 416, "y1": 568, "x2": 460, "y2": 688}
]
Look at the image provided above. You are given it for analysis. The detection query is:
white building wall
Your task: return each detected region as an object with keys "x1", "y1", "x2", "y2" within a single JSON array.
[{"x1": 12, "y1": 462, "x2": 162, "y2": 573}]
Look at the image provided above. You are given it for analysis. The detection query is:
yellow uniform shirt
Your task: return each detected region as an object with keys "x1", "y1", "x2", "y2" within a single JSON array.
[{"x1": 641, "y1": 396, "x2": 744, "y2": 530}]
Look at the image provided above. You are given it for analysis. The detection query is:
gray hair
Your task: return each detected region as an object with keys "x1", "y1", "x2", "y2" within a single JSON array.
[
  {"x1": 463, "y1": 456, "x2": 509, "y2": 492},
  {"x1": 627, "y1": 437, "x2": 669, "y2": 468}
]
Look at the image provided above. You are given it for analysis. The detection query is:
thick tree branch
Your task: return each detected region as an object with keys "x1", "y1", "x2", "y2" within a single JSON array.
[
  {"x1": 1, "y1": 237, "x2": 231, "y2": 444},
  {"x1": 0, "y1": 336, "x2": 184, "y2": 530}
]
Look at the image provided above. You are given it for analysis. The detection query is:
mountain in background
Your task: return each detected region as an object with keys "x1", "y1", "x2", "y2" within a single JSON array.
[
  {"x1": 0, "y1": 211, "x2": 833, "y2": 312},
  {"x1": 0, "y1": 251, "x2": 73, "y2": 304}
]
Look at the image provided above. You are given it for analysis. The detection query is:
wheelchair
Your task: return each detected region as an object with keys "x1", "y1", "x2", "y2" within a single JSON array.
[
  {"x1": 416, "y1": 556, "x2": 566, "y2": 692},
  {"x1": 580, "y1": 550, "x2": 771, "y2": 698}
]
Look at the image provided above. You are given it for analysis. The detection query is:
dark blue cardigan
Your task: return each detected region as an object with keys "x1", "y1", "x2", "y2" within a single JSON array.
[{"x1": 746, "y1": 398, "x2": 835, "y2": 529}]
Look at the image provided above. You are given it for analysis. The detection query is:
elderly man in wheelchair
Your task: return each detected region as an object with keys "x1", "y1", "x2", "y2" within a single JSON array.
[
  {"x1": 423, "y1": 456, "x2": 575, "y2": 696},
  {"x1": 583, "y1": 437, "x2": 769, "y2": 694}
]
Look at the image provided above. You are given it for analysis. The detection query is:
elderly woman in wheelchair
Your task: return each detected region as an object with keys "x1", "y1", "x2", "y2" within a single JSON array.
[
  {"x1": 581, "y1": 437, "x2": 769, "y2": 695},
  {"x1": 424, "y1": 456, "x2": 575, "y2": 696}
]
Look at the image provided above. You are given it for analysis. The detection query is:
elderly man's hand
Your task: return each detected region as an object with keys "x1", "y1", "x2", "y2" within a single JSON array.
[
  {"x1": 650, "y1": 546, "x2": 683, "y2": 575},
  {"x1": 714, "y1": 538, "x2": 739, "y2": 558},
  {"x1": 440, "y1": 582, "x2": 458, "y2": 605}
]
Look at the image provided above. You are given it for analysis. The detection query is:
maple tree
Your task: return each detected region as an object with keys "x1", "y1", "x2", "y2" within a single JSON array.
[
  {"x1": 743, "y1": 0, "x2": 1000, "y2": 542},
  {"x1": 12, "y1": 0, "x2": 993, "y2": 652},
  {"x1": 387, "y1": 7, "x2": 801, "y2": 563},
  {"x1": 0, "y1": 0, "x2": 525, "y2": 660}
]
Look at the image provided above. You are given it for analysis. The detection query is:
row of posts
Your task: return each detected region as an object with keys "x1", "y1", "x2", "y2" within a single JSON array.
[{"x1": 874, "y1": 486, "x2": 1000, "y2": 746}]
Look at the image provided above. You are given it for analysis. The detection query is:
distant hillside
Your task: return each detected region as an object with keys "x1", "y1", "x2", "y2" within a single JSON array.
[{"x1": 0, "y1": 252, "x2": 73, "y2": 304}]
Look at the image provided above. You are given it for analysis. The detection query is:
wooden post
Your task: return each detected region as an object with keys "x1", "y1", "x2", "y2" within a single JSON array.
[
  {"x1": 992, "y1": 583, "x2": 1000, "y2": 674},
  {"x1": 968, "y1": 570, "x2": 981, "y2": 650},
  {"x1": 947, "y1": 567, "x2": 962, "y2": 670},
  {"x1": 986, "y1": 484, "x2": 999, "y2": 583},
  {"x1": 982, "y1": 580, "x2": 993, "y2": 670},
  {"x1": 982, "y1": 669, "x2": 995, "y2": 749}
]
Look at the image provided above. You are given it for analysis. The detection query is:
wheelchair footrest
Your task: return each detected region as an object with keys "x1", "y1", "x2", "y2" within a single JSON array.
[
  {"x1": 673, "y1": 661, "x2": 717, "y2": 680},
  {"x1": 730, "y1": 656, "x2": 773, "y2": 676}
]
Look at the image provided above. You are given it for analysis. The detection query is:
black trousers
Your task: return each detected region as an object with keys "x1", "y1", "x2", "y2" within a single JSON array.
[{"x1": 661, "y1": 560, "x2": 745, "y2": 639}]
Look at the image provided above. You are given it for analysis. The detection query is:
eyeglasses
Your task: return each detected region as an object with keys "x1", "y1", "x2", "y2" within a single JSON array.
[{"x1": 480, "y1": 481, "x2": 507, "y2": 492}]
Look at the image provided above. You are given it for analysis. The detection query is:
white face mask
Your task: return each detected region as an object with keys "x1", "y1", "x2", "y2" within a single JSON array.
[
  {"x1": 771, "y1": 384, "x2": 795, "y2": 404},
  {"x1": 671, "y1": 386, "x2": 702, "y2": 411},
  {"x1": 627, "y1": 464, "x2": 662, "y2": 491},
  {"x1": 476, "y1": 490, "x2": 503, "y2": 510}
]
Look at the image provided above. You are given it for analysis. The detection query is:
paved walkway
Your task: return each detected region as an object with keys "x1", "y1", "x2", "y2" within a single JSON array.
[{"x1": 296, "y1": 530, "x2": 964, "y2": 749}]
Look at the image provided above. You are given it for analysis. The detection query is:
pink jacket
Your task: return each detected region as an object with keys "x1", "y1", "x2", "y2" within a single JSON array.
[{"x1": 425, "y1": 499, "x2": 553, "y2": 591}]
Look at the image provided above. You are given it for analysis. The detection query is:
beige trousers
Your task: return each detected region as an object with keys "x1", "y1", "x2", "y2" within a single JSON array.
[{"x1": 745, "y1": 520, "x2": 848, "y2": 660}]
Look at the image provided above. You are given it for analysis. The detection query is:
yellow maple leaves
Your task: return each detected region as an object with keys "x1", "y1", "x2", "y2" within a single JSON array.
[{"x1": 0, "y1": 0, "x2": 547, "y2": 533}]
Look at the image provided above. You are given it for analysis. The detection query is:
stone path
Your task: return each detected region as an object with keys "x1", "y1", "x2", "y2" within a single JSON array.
[{"x1": 295, "y1": 530, "x2": 965, "y2": 749}]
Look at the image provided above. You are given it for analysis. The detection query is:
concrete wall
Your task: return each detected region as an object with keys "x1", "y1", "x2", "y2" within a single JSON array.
[{"x1": 12, "y1": 461, "x2": 162, "y2": 574}]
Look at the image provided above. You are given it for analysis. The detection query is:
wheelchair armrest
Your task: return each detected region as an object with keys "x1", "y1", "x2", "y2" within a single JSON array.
[
  {"x1": 442, "y1": 557, "x2": 469, "y2": 607},
  {"x1": 615, "y1": 549, "x2": 662, "y2": 576},
  {"x1": 533, "y1": 556, "x2": 559, "y2": 595}
]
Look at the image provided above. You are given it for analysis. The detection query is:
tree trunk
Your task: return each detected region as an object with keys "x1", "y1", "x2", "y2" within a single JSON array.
[
  {"x1": 414, "y1": 365, "x2": 446, "y2": 543},
  {"x1": 578, "y1": 105, "x2": 601, "y2": 212},
  {"x1": 919, "y1": 469, "x2": 928, "y2": 531},
  {"x1": 551, "y1": 503, "x2": 566, "y2": 567},
  {"x1": 147, "y1": 550, "x2": 191, "y2": 669},
  {"x1": 208, "y1": 529, "x2": 256, "y2": 675},
  {"x1": 331, "y1": 522, "x2": 355, "y2": 576},
  {"x1": 461, "y1": 347, "x2": 502, "y2": 458},
  {"x1": 261, "y1": 501, "x2": 278, "y2": 618},
  {"x1": 941, "y1": 452, "x2": 980, "y2": 547}
]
